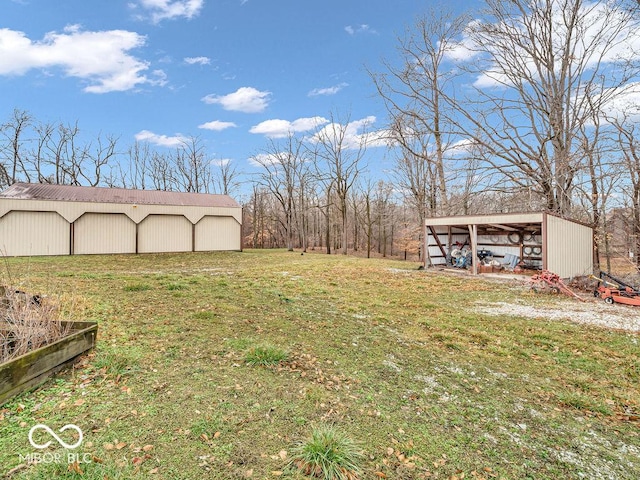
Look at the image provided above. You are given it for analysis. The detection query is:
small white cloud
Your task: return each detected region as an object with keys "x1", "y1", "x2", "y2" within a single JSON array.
[
  {"x1": 134, "y1": 129, "x2": 188, "y2": 147},
  {"x1": 344, "y1": 24, "x2": 377, "y2": 35},
  {"x1": 211, "y1": 158, "x2": 232, "y2": 166},
  {"x1": 202, "y1": 86, "x2": 271, "y2": 113},
  {"x1": 0, "y1": 26, "x2": 154, "y2": 93},
  {"x1": 308, "y1": 82, "x2": 348, "y2": 97},
  {"x1": 248, "y1": 152, "x2": 281, "y2": 168},
  {"x1": 249, "y1": 116, "x2": 328, "y2": 138},
  {"x1": 443, "y1": 20, "x2": 482, "y2": 62},
  {"x1": 132, "y1": 0, "x2": 204, "y2": 23},
  {"x1": 198, "y1": 120, "x2": 237, "y2": 131},
  {"x1": 311, "y1": 116, "x2": 390, "y2": 149},
  {"x1": 184, "y1": 56, "x2": 210, "y2": 65}
]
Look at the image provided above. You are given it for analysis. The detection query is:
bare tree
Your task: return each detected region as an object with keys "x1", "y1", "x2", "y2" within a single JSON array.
[
  {"x1": 0, "y1": 109, "x2": 32, "y2": 187},
  {"x1": 174, "y1": 136, "x2": 213, "y2": 193},
  {"x1": 311, "y1": 113, "x2": 369, "y2": 255},
  {"x1": 125, "y1": 141, "x2": 152, "y2": 189},
  {"x1": 251, "y1": 134, "x2": 308, "y2": 251},
  {"x1": 150, "y1": 151, "x2": 176, "y2": 191},
  {"x1": 371, "y1": 10, "x2": 468, "y2": 218},
  {"x1": 214, "y1": 158, "x2": 241, "y2": 196},
  {"x1": 81, "y1": 134, "x2": 118, "y2": 186},
  {"x1": 453, "y1": 0, "x2": 640, "y2": 214}
]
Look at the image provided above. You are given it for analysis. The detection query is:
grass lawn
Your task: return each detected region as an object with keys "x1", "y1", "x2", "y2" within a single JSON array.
[{"x1": 0, "y1": 250, "x2": 638, "y2": 479}]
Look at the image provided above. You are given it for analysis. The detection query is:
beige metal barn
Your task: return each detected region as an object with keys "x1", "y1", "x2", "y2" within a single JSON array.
[
  {"x1": 0, "y1": 183, "x2": 242, "y2": 257},
  {"x1": 424, "y1": 212, "x2": 593, "y2": 278}
]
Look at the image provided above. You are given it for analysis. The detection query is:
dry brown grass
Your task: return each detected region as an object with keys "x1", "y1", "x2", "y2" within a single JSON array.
[{"x1": 0, "y1": 286, "x2": 72, "y2": 363}]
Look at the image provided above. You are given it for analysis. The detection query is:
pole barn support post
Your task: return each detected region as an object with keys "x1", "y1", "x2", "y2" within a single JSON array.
[{"x1": 469, "y1": 224, "x2": 478, "y2": 275}]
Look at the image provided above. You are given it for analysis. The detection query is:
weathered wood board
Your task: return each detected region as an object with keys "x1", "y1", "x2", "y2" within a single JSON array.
[{"x1": 0, "y1": 321, "x2": 97, "y2": 405}]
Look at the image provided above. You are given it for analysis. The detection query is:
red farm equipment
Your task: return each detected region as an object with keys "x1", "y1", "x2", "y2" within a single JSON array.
[{"x1": 592, "y1": 271, "x2": 640, "y2": 307}]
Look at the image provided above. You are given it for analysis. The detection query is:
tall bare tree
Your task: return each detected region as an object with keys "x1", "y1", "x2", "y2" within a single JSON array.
[
  {"x1": 174, "y1": 136, "x2": 213, "y2": 193},
  {"x1": 311, "y1": 113, "x2": 369, "y2": 255},
  {"x1": 453, "y1": 0, "x2": 640, "y2": 214},
  {"x1": 252, "y1": 134, "x2": 308, "y2": 251},
  {"x1": 371, "y1": 10, "x2": 468, "y2": 218},
  {"x1": 214, "y1": 158, "x2": 241, "y2": 196},
  {"x1": 0, "y1": 109, "x2": 32, "y2": 187}
]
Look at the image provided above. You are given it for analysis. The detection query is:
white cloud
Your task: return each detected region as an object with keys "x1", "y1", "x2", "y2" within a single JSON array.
[
  {"x1": 0, "y1": 25, "x2": 154, "y2": 93},
  {"x1": 467, "y1": 3, "x2": 640, "y2": 89},
  {"x1": 134, "y1": 130, "x2": 188, "y2": 147},
  {"x1": 184, "y1": 56, "x2": 210, "y2": 65},
  {"x1": 443, "y1": 21, "x2": 481, "y2": 62},
  {"x1": 446, "y1": 138, "x2": 476, "y2": 156},
  {"x1": 132, "y1": 0, "x2": 204, "y2": 23},
  {"x1": 249, "y1": 116, "x2": 329, "y2": 138},
  {"x1": 308, "y1": 82, "x2": 348, "y2": 97},
  {"x1": 345, "y1": 24, "x2": 377, "y2": 35},
  {"x1": 198, "y1": 120, "x2": 237, "y2": 131},
  {"x1": 310, "y1": 116, "x2": 391, "y2": 149},
  {"x1": 202, "y1": 87, "x2": 271, "y2": 113},
  {"x1": 248, "y1": 152, "x2": 282, "y2": 168},
  {"x1": 211, "y1": 158, "x2": 232, "y2": 166},
  {"x1": 599, "y1": 82, "x2": 640, "y2": 121}
]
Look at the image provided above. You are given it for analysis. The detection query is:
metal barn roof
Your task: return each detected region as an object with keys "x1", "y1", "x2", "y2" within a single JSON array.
[{"x1": 0, "y1": 183, "x2": 240, "y2": 208}]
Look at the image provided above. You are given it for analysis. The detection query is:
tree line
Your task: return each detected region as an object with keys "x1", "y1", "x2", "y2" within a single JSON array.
[{"x1": 2, "y1": 0, "x2": 640, "y2": 271}]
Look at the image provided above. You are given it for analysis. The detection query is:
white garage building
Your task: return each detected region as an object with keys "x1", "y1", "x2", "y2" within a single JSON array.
[{"x1": 0, "y1": 183, "x2": 242, "y2": 257}]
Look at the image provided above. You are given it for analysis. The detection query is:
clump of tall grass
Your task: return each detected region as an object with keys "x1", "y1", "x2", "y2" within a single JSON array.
[
  {"x1": 244, "y1": 345, "x2": 289, "y2": 366},
  {"x1": 289, "y1": 425, "x2": 363, "y2": 480}
]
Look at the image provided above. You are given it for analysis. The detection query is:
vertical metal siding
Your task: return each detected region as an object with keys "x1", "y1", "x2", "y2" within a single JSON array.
[
  {"x1": 194, "y1": 216, "x2": 241, "y2": 251},
  {"x1": 0, "y1": 211, "x2": 69, "y2": 256},
  {"x1": 546, "y1": 215, "x2": 593, "y2": 278},
  {"x1": 138, "y1": 215, "x2": 192, "y2": 253},
  {"x1": 73, "y1": 213, "x2": 136, "y2": 254}
]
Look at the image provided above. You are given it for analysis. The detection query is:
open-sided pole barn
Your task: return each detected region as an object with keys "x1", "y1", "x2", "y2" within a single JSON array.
[
  {"x1": 424, "y1": 212, "x2": 593, "y2": 279},
  {"x1": 0, "y1": 183, "x2": 242, "y2": 257}
]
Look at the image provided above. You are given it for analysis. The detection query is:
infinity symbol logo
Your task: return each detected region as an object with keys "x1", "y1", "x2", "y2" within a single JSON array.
[{"x1": 28, "y1": 424, "x2": 83, "y2": 449}]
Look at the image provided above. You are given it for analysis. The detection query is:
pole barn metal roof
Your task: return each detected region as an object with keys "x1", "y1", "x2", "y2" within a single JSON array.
[{"x1": 0, "y1": 183, "x2": 240, "y2": 208}]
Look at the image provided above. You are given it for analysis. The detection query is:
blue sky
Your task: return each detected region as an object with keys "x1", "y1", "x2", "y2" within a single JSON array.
[{"x1": 0, "y1": 0, "x2": 480, "y2": 189}]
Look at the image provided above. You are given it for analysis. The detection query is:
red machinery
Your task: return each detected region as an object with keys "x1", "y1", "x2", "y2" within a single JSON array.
[
  {"x1": 530, "y1": 270, "x2": 585, "y2": 301},
  {"x1": 592, "y1": 271, "x2": 640, "y2": 306}
]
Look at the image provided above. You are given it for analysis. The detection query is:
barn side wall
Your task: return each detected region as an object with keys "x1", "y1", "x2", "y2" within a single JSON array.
[{"x1": 545, "y1": 214, "x2": 593, "y2": 278}]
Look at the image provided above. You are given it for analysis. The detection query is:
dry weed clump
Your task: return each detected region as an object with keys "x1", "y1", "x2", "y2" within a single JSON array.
[{"x1": 0, "y1": 285, "x2": 72, "y2": 363}]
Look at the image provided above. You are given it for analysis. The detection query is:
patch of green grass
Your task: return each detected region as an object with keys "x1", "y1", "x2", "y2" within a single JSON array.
[
  {"x1": 92, "y1": 347, "x2": 141, "y2": 377},
  {"x1": 245, "y1": 345, "x2": 289, "y2": 366},
  {"x1": 225, "y1": 337, "x2": 253, "y2": 351},
  {"x1": 557, "y1": 391, "x2": 612, "y2": 415},
  {"x1": 192, "y1": 311, "x2": 218, "y2": 320},
  {"x1": 122, "y1": 283, "x2": 151, "y2": 292},
  {"x1": 289, "y1": 425, "x2": 362, "y2": 480}
]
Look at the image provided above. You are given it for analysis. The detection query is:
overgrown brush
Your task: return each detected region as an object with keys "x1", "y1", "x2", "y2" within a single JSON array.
[{"x1": 1, "y1": 286, "x2": 72, "y2": 363}]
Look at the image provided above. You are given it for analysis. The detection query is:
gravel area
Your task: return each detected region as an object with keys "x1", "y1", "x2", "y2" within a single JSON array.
[{"x1": 476, "y1": 300, "x2": 640, "y2": 333}]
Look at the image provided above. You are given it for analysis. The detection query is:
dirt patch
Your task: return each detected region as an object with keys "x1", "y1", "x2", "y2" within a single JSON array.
[{"x1": 476, "y1": 300, "x2": 640, "y2": 333}]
